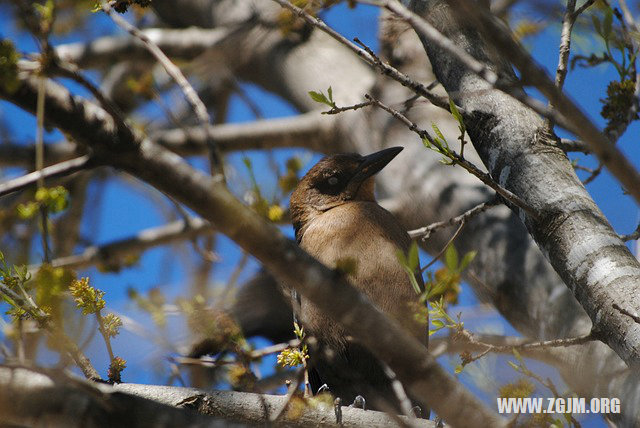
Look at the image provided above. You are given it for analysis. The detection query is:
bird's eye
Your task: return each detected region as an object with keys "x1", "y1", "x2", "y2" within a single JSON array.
[{"x1": 328, "y1": 176, "x2": 339, "y2": 185}]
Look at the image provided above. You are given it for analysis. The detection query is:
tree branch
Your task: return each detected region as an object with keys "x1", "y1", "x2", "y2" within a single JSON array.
[
  {"x1": 271, "y1": 0, "x2": 450, "y2": 110},
  {"x1": 100, "y1": 1, "x2": 223, "y2": 174},
  {"x1": 396, "y1": 0, "x2": 640, "y2": 371},
  {"x1": 0, "y1": 69, "x2": 506, "y2": 428},
  {"x1": 55, "y1": 27, "x2": 233, "y2": 69},
  {"x1": 0, "y1": 366, "x2": 232, "y2": 427},
  {"x1": 0, "y1": 156, "x2": 94, "y2": 198},
  {"x1": 0, "y1": 111, "x2": 334, "y2": 169},
  {"x1": 151, "y1": 111, "x2": 335, "y2": 156},
  {"x1": 408, "y1": 198, "x2": 500, "y2": 239},
  {"x1": 46, "y1": 217, "x2": 213, "y2": 271},
  {"x1": 448, "y1": 0, "x2": 640, "y2": 204}
]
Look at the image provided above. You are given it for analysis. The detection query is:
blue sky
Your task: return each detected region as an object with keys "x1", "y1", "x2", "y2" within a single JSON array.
[{"x1": 1, "y1": 2, "x2": 638, "y2": 426}]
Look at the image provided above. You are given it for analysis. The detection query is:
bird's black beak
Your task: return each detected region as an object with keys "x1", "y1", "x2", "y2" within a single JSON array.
[
  {"x1": 343, "y1": 146, "x2": 403, "y2": 200},
  {"x1": 353, "y1": 146, "x2": 403, "y2": 182}
]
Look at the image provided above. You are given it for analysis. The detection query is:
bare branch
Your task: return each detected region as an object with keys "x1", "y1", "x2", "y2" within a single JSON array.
[
  {"x1": 0, "y1": 74, "x2": 506, "y2": 427},
  {"x1": 553, "y1": 0, "x2": 577, "y2": 92},
  {"x1": 557, "y1": 138, "x2": 591, "y2": 153},
  {"x1": 408, "y1": 198, "x2": 500, "y2": 239},
  {"x1": 116, "y1": 381, "x2": 437, "y2": 427},
  {"x1": 365, "y1": 94, "x2": 537, "y2": 218},
  {"x1": 0, "y1": 111, "x2": 334, "y2": 169},
  {"x1": 0, "y1": 156, "x2": 94, "y2": 198},
  {"x1": 448, "y1": 0, "x2": 640, "y2": 205},
  {"x1": 421, "y1": 219, "x2": 465, "y2": 272},
  {"x1": 101, "y1": 1, "x2": 223, "y2": 175},
  {"x1": 271, "y1": 0, "x2": 450, "y2": 110},
  {"x1": 0, "y1": 366, "x2": 230, "y2": 427},
  {"x1": 0, "y1": 142, "x2": 78, "y2": 167},
  {"x1": 46, "y1": 217, "x2": 213, "y2": 271},
  {"x1": 55, "y1": 27, "x2": 233, "y2": 69},
  {"x1": 152, "y1": 111, "x2": 335, "y2": 155}
]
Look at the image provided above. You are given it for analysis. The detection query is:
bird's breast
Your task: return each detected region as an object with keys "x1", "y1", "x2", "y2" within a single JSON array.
[{"x1": 299, "y1": 201, "x2": 423, "y2": 343}]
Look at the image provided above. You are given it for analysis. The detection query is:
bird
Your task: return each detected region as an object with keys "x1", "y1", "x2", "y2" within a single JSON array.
[{"x1": 289, "y1": 146, "x2": 427, "y2": 413}]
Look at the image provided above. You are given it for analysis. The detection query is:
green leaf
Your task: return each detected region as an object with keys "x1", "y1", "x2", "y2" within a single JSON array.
[
  {"x1": 603, "y1": 9, "x2": 613, "y2": 39},
  {"x1": 459, "y1": 250, "x2": 477, "y2": 271},
  {"x1": 449, "y1": 99, "x2": 463, "y2": 125},
  {"x1": 408, "y1": 241, "x2": 419, "y2": 271},
  {"x1": 444, "y1": 244, "x2": 458, "y2": 271},
  {"x1": 408, "y1": 272, "x2": 422, "y2": 295},
  {"x1": 431, "y1": 123, "x2": 446, "y2": 144},
  {"x1": 454, "y1": 364, "x2": 464, "y2": 374},
  {"x1": 431, "y1": 319, "x2": 445, "y2": 328},
  {"x1": 592, "y1": 15, "x2": 602, "y2": 36},
  {"x1": 395, "y1": 248, "x2": 408, "y2": 268},
  {"x1": 512, "y1": 348, "x2": 523, "y2": 362},
  {"x1": 327, "y1": 86, "x2": 333, "y2": 103},
  {"x1": 309, "y1": 90, "x2": 329, "y2": 105},
  {"x1": 427, "y1": 280, "x2": 448, "y2": 299},
  {"x1": 507, "y1": 361, "x2": 520, "y2": 371}
]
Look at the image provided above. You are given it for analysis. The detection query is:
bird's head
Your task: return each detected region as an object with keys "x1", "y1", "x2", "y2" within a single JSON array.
[{"x1": 290, "y1": 146, "x2": 403, "y2": 239}]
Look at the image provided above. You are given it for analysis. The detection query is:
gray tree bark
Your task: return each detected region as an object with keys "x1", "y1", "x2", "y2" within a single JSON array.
[{"x1": 151, "y1": 0, "x2": 640, "y2": 424}]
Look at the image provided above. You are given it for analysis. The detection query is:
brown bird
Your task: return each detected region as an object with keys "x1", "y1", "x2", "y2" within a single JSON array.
[{"x1": 289, "y1": 146, "x2": 427, "y2": 413}]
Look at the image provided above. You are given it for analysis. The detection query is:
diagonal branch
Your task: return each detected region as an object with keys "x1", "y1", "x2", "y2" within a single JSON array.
[
  {"x1": 449, "y1": 0, "x2": 640, "y2": 204},
  {"x1": 271, "y1": 0, "x2": 449, "y2": 110},
  {"x1": 47, "y1": 218, "x2": 213, "y2": 271},
  {"x1": 365, "y1": 0, "x2": 640, "y2": 205},
  {"x1": 399, "y1": 0, "x2": 640, "y2": 371},
  {"x1": 151, "y1": 111, "x2": 335, "y2": 156},
  {"x1": 0, "y1": 74, "x2": 506, "y2": 428},
  {"x1": 0, "y1": 156, "x2": 94, "y2": 198},
  {"x1": 0, "y1": 111, "x2": 334, "y2": 169},
  {"x1": 55, "y1": 27, "x2": 233, "y2": 69},
  {"x1": 100, "y1": 1, "x2": 223, "y2": 175}
]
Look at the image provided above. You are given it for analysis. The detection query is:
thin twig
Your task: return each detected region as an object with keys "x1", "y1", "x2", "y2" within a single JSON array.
[
  {"x1": 0, "y1": 156, "x2": 94, "y2": 198},
  {"x1": 573, "y1": 164, "x2": 597, "y2": 174},
  {"x1": 459, "y1": 329, "x2": 595, "y2": 353},
  {"x1": 270, "y1": 367, "x2": 305, "y2": 422},
  {"x1": 582, "y1": 163, "x2": 603, "y2": 185},
  {"x1": 101, "y1": 1, "x2": 224, "y2": 176},
  {"x1": 421, "y1": 220, "x2": 466, "y2": 272},
  {"x1": 173, "y1": 339, "x2": 302, "y2": 368},
  {"x1": 365, "y1": 94, "x2": 538, "y2": 219},
  {"x1": 507, "y1": 352, "x2": 583, "y2": 427},
  {"x1": 324, "y1": 100, "x2": 374, "y2": 115},
  {"x1": 446, "y1": 0, "x2": 640, "y2": 205},
  {"x1": 408, "y1": 198, "x2": 500, "y2": 239},
  {"x1": 621, "y1": 223, "x2": 640, "y2": 242},
  {"x1": 271, "y1": 0, "x2": 450, "y2": 111},
  {"x1": 36, "y1": 77, "x2": 52, "y2": 263},
  {"x1": 613, "y1": 303, "x2": 640, "y2": 324},
  {"x1": 554, "y1": 0, "x2": 577, "y2": 90},
  {"x1": 545, "y1": 0, "x2": 577, "y2": 132},
  {"x1": 382, "y1": 364, "x2": 416, "y2": 420},
  {"x1": 0, "y1": 281, "x2": 101, "y2": 380},
  {"x1": 557, "y1": 138, "x2": 591, "y2": 153},
  {"x1": 96, "y1": 310, "x2": 115, "y2": 363},
  {"x1": 571, "y1": 0, "x2": 597, "y2": 20}
]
